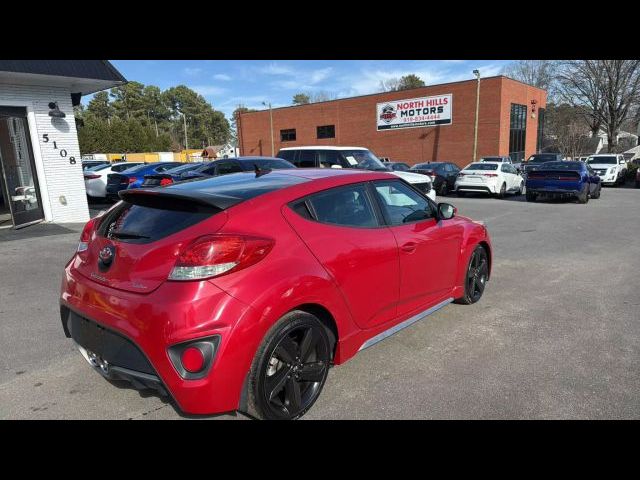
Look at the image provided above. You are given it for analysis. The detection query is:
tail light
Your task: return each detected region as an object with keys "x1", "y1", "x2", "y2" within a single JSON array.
[
  {"x1": 160, "y1": 178, "x2": 173, "y2": 186},
  {"x1": 483, "y1": 173, "x2": 498, "y2": 177},
  {"x1": 77, "y1": 217, "x2": 98, "y2": 252},
  {"x1": 84, "y1": 174, "x2": 100, "y2": 180},
  {"x1": 458, "y1": 172, "x2": 466, "y2": 177},
  {"x1": 128, "y1": 177, "x2": 138, "y2": 184},
  {"x1": 169, "y1": 234, "x2": 275, "y2": 281}
]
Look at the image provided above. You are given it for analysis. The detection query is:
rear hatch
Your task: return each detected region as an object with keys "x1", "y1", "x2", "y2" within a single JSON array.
[
  {"x1": 106, "y1": 173, "x2": 131, "y2": 193},
  {"x1": 141, "y1": 174, "x2": 174, "y2": 187},
  {"x1": 74, "y1": 191, "x2": 229, "y2": 293},
  {"x1": 526, "y1": 170, "x2": 581, "y2": 188}
]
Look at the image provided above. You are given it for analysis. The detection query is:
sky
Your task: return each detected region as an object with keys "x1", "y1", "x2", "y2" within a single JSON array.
[{"x1": 106, "y1": 60, "x2": 511, "y2": 121}]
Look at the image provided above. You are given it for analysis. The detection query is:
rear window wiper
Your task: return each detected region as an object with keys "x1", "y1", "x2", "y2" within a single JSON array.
[{"x1": 110, "y1": 230, "x2": 150, "y2": 240}]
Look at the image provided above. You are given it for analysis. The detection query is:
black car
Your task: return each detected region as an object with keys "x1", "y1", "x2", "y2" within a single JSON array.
[
  {"x1": 384, "y1": 161, "x2": 411, "y2": 172},
  {"x1": 521, "y1": 153, "x2": 564, "y2": 174},
  {"x1": 180, "y1": 157, "x2": 296, "y2": 180},
  {"x1": 410, "y1": 162, "x2": 461, "y2": 196}
]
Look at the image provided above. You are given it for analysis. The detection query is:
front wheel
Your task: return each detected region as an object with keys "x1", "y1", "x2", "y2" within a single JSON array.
[
  {"x1": 245, "y1": 311, "x2": 332, "y2": 420},
  {"x1": 455, "y1": 245, "x2": 489, "y2": 305},
  {"x1": 526, "y1": 191, "x2": 537, "y2": 202}
]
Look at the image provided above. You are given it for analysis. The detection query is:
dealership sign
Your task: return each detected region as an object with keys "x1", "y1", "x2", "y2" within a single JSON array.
[{"x1": 376, "y1": 94, "x2": 452, "y2": 131}]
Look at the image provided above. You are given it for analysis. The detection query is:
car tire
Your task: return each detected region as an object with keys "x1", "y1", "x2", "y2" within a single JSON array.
[
  {"x1": 456, "y1": 190, "x2": 466, "y2": 197},
  {"x1": 577, "y1": 185, "x2": 589, "y2": 204},
  {"x1": 518, "y1": 181, "x2": 525, "y2": 195},
  {"x1": 635, "y1": 181, "x2": 640, "y2": 189},
  {"x1": 496, "y1": 182, "x2": 506, "y2": 199},
  {"x1": 245, "y1": 310, "x2": 332, "y2": 420},
  {"x1": 440, "y1": 182, "x2": 449, "y2": 196},
  {"x1": 526, "y1": 191, "x2": 536, "y2": 202},
  {"x1": 591, "y1": 184, "x2": 601, "y2": 199},
  {"x1": 455, "y1": 245, "x2": 489, "y2": 305}
]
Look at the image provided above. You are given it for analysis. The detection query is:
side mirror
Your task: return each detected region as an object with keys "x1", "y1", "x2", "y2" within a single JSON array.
[{"x1": 438, "y1": 203, "x2": 456, "y2": 220}]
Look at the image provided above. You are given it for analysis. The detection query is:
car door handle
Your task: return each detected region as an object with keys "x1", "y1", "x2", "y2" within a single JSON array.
[{"x1": 401, "y1": 242, "x2": 417, "y2": 253}]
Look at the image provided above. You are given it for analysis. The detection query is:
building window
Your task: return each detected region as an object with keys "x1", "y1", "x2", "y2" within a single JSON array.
[
  {"x1": 509, "y1": 103, "x2": 527, "y2": 163},
  {"x1": 536, "y1": 107, "x2": 545, "y2": 153},
  {"x1": 280, "y1": 129, "x2": 296, "y2": 142},
  {"x1": 316, "y1": 125, "x2": 335, "y2": 139}
]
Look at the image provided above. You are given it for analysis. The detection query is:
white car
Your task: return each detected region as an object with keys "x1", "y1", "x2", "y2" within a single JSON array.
[
  {"x1": 276, "y1": 146, "x2": 436, "y2": 201},
  {"x1": 83, "y1": 162, "x2": 144, "y2": 199},
  {"x1": 455, "y1": 161, "x2": 524, "y2": 198},
  {"x1": 585, "y1": 154, "x2": 627, "y2": 186}
]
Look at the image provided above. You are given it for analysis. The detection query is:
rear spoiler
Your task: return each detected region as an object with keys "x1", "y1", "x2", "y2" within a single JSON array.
[{"x1": 119, "y1": 188, "x2": 242, "y2": 211}]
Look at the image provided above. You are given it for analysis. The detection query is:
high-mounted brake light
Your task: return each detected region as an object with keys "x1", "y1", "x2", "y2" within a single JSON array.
[
  {"x1": 483, "y1": 173, "x2": 498, "y2": 177},
  {"x1": 77, "y1": 217, "x2": 98, "y2": 252},
  {"x1": 169, "y1": 234, "x2": 275, "y2": 281}
]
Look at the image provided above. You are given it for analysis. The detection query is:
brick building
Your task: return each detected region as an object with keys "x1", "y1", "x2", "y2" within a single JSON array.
[{"x1": 238, "y1": 75, "x2": 547, "y2": 169}]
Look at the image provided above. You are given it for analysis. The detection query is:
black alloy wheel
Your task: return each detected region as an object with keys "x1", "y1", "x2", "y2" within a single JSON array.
[
  {"x1": 246, "y1": 311, "x2": 331, "y2": 420},
  {"x1": 455, "y1": 245, "x2": 489, "y2": 305}
]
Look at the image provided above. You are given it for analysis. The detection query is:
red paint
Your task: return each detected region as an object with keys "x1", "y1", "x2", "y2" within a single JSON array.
[
  {"x1": 60, "y1": 169, "x2": 492, "y2": 415},
  {"x1": 181, "y1": 347, "x2": 205, "y2": 373}
]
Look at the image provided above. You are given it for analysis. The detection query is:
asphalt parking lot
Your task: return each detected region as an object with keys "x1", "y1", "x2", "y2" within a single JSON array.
[{"x1": 1, "y1": 186, "x2": 639, "y2": 420}]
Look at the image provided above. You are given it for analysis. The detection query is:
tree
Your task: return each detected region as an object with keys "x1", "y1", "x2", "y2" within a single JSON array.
[
  {"x1": 502, "y1": 60, "x2": 558, "y2": 97},
  {"x1": 292, "y1": 93, "x2": 310, "y2": 105},
  {"x1": 110, "y1": 81, "x2": 146, "y2": 120},
  {"x1": 231, "y1": 106, "x2": 257, "y2": 142},
  {"x1": 557, "y1": 60, "x2": 640, "y2": 152},
  {"x1": 379, "y1": 74, "x2": 426, "y2": 92},
  {"x1": 85, "y1": 91, "x2": 114, "y2": 123},
  {"x1": 543, "y1": 103, "x2": 591, "y2": 159}
]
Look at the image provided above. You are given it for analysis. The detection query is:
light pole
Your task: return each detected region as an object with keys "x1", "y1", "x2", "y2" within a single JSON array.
[
  {"x1": 178, "y1": 111, "x2": 188, "y2": 158},
  {"x1": 262, "y1": 101, "x2": 274, "y2": 156},
  {"x1": 472, "y1": 69, "x2": 481, "y2": 162}
]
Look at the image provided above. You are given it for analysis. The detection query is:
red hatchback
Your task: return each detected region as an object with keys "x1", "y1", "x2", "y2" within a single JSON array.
[{"x1": 60, "y1": 168, "x2": 492, "y2": 419}]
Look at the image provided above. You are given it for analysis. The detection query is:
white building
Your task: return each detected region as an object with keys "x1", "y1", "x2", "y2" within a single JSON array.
[{"x1": 0, "y1": 61, "x2": 126, "y2": 229}]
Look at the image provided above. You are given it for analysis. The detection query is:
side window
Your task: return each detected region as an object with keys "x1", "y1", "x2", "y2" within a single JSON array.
[
  {"x1": 317, "y1": 150, "x2": 342, "y2": 168},
  {"x1": 217, "y1": 162, "x2": 242, "y2": 175},
  {"x1": 202, "y1": 166, "x2": 217, "y2": 175},
  {"x1": 297, "y1": 150, "x2": 316, "y2": 168},
  {"x1": 373, "y1": 180, "x2": 435, "y2": 225},
  {"x1": 156, "y1": 165, "x2": 169, "y2": 172},
  {"x1": 501, "y1": 164, "x2": 509, "y2": 173},
  {"x1": 307, "y1": 184, "x2": 378, "y2": 228},
  {"x1": 277, "y1": 150, "x2": 295, "y2": 162}
]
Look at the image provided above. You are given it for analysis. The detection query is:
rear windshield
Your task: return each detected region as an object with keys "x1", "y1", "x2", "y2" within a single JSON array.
[
  {"x1": 239, "y1": 159, "x2": 295, "y2": 170},
  {"x1": 587, "y1": 156, "x2": 617, "y2": 165},
  {"x1": 98, "y1": 200, "x2": 216, "y2": 244},
  {"x1": 464, "y1": 163, "x2": 498, "y2": 171},
  {"x1": 481, "y1": 157, "x2": 503, "y2": 162},
  {"x1": 539, "y1": 162, "x2": 581, "y2": 170},
  {"x1": 528, "y1": 155, "x2": 558, "y2": 163},
  {"x1": 120, "y1": 163, "x2": 150, "y2": 174}
]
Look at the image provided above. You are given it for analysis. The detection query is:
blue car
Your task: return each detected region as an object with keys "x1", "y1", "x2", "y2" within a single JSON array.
[
  {"x1": 105, "y1": 162, "x2": 183, "y2": 200},
  {"x1": 525, "y1": 161, "x2": 601, "y2": 204},
  {"x1": 181, "y1": 157, "x2": 296, "y2": 180},
  {"x1": 139, "y1": 162, "x2": 206, "y2": 187}
]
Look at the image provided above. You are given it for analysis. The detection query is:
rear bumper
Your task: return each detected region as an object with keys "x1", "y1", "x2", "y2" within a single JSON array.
[
  {"x1": 455, "y1": 182, "x2": 498, "y2": 194},
  {"x1": 85, "y1": 179, "x2": 107, "y2": 198},
  {"x1": 60, "y1": 261, "x2": 256, "y2": 415},
  {"x1": 527, "y1": 187, "x2": 581, "y2": 196}
]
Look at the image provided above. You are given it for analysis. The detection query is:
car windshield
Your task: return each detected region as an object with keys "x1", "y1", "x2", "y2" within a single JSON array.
[
  {"x1": 587, "y1": 156, "x2": 617, "y2": 165},
  {"x1": 463, "y1": 163, "x2": 499, "y2": 171},
  {"x1": 86, "y1": 164, "x2": 111, "y2": 172},
  {"x1": 528, "y1": 155, "x2": 557, "y2": 163},
  {"x1": 341, "y1": 150, "x2": 388, "y2": 171}
]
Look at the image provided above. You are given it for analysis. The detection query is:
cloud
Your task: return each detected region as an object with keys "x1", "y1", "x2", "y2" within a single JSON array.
[
  {"x1": 190, "y1": 85, "x2": 227, "y2": 96},
  {"x1": 213, "y1": 73, "x2": 232, "y2": 81},
  {"x1": 183, "y1": 67, "x2": 203, "y2": 76},
  {"x1": 258, "y1": 63, "x2": 295, "y2": 75}
]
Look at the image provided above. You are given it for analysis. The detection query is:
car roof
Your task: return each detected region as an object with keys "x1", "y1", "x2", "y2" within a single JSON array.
[
  {"x1": 278, "y1": 146, "x2": 368, "y2": 151},
  {"x1": 465, "y1": 161, "x2": 501, "y2": 166}
]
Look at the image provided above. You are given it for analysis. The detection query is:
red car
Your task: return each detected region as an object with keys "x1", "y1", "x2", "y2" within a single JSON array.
[{"x1": 60, "y1": 169, "x2": 492, "y2": 419}]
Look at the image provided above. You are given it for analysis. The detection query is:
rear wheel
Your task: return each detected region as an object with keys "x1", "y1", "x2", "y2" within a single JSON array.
[
  {"x1": 455, "y1": 245, "x2": 489, "y2": 305},
  {"x1": 246, "y1": 311, "x2": 331, "y2": 420},
  {"x1": 526, "y1": 191, "x2": 537, "y2": 202},
  {"x1": 591, "y1": 184, "x2": 601, "y2": 199},
  {"x1": 496, "y1": 182, "x2": 506, "y2": 199},
  {"x1": 577, "y1": 185, "x2": 589, "y2": 204},
  {"x1": 518, "y1": 181, "x2": 525, "y2": 195}
]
